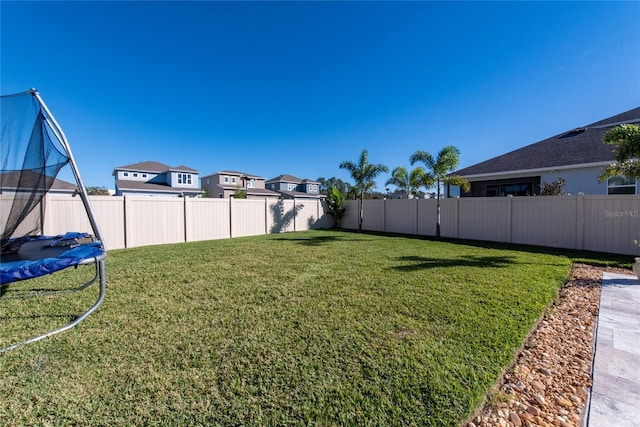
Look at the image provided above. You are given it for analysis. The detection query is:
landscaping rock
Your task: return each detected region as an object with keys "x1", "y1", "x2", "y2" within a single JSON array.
[
  {"x1": 509, "y1": 411, "x2": 522, "y2": 426},
  {"x1": 464, "y1": 263, "x2": 633, "y2": 427}
]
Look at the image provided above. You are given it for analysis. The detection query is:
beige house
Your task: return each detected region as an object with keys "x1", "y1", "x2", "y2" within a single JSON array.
[{"x1": 201, "y1": 170, "x2": 280, "y2": 199}]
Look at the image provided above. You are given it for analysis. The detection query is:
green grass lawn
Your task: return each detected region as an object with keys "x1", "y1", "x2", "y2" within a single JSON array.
[{"x1": 0, "y1": 230, "x2": 631, "y2": 426}]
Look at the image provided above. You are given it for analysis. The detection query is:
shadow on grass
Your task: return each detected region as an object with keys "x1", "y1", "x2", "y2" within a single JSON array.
[
  {"x1": 392, "y1": 255, "x2": 518, "y2": 271},
  {"x1": 272, "y1": 234, "x2": 369, "y2": 246},
  {"x1": 338, "y1": 229, "x2": 633, "y2": 269}
]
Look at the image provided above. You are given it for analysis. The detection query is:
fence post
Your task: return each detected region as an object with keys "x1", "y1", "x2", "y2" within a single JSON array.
[
  {"x1": 383, "y1": 197, "x2": 387, "y2": 233},
  {"x1": 41, "y1": 193, "x2": 50, "y2": 235},
  {"x1": 229, "y1": 197, "x2": 234, "y2": 238},
  {"x1": 576, "y1": 193, "x2": 584, "y2": 250},
  {"x1": 506, "y1": 195, "x2": 513, "y2": 243},
  {"x1": 415, "y1": 198, "x2": 419, "y2": 235},
  {"x1": 183, "y1": 196, "x2": 188, "y2": 243},
  {"x1": 454, "y1": 197, "x2": 460, "y2": 239},
  {"x1": 123, "y1": 196, "x2": 129, "y2": 248},
  {"x1": 265, "y1": 198, "x2": 268, "y2": 235}
]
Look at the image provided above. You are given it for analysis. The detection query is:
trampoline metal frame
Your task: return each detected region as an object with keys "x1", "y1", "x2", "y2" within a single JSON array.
[{"x1": 1, "y1": 89, "x2": 107, "y2": 353}]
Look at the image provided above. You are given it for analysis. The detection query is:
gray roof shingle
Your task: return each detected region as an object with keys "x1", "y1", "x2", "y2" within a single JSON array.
[
  {"x1": 456, "y1": 107, "x2": 640, "y2": 177},
  {"x1": 266, "y1": 174, "x2": 302, "y2": 184},
  {"x1": 115, "y1": 180, "x2": 200, "y2": 194},
  {"x1": 113, "y1": 161, "x2": 199, "y2": 175},
  {"x1": 1, "y1": 171, "x2": 77, "y2": 192}
]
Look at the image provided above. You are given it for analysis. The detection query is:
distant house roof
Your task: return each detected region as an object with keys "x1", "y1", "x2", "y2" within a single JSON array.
[
  {"x1": 276, "y1": 190, "x2": 325, "y2": 199},
  {"x1": 266, "y1": 174, "x2": 320, "y2": 185},
  {"x1": 0, "y1": 171, "x2": 77, "y2": 192},
  {"x1": 246, "y1": 188, "x2": 280, "y2": 197},
  {"x1": 266, "y1": 174, "x2": 301, "y2": 184},
  {"x1": 300, "y1": 178, "x2": 320, "y2": 184},
  {"x1": 456, "y1": 107, "x2": 640, "y2": 177},
  {"x1": 171, "y1": 165, "x2": 199, "y2": 173},
  {"x1": 201, "y1": 170, "x2": 265, "y2": 180},
  {"x1": 113, "y1": 161, "x2": 199, "y2": 175},
  {"x1": 221, "y1": 170, "x2": 263, "y2": 178},
  {"x1": 114, "y1": 179, "x2": 199, "y2": 194}
]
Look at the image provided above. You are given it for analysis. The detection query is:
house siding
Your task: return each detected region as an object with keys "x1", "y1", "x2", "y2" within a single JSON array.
[
  {"x1": 539, "y1": 167, "x2": 607, "y2": 195},
  {"x1": 459, "y1": 167, "x2": 638, "y2": 197},
  {"x1": 167, "y1": 171, "x2": 199, "y2": 189}
]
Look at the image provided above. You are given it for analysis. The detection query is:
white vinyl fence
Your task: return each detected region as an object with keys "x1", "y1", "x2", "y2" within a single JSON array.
[
  {"x1": 340, "y1": 195, "x2": 640, "y2": 256},
  {"x1": 4, "y1": 194, "x2": 638, "y2": 255},
  {"x1": 29, "y1": 196, "x2": 333, "y2": 250}
]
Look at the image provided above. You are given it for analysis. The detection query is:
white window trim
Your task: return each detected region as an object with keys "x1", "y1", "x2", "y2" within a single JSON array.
[
  {"x1": 177, "y1": 173, "x2": 192, "y2": 185},
  {"x1": 607, "y1": 176, "x2": 637, "y2": 195}
]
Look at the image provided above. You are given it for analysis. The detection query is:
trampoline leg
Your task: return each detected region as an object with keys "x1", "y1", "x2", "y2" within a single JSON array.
[{"x1": 0, "y1": 260, "x2": 106, "y2": 353}]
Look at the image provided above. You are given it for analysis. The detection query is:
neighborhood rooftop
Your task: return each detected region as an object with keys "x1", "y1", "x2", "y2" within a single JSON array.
[
  {"x1": 266, "y1": 174, "x2": 320, "y2": 184},
  {"x1": 456, "y1": 106, "x2": 640, "y2": 177},
  {"x1": 113, "y1": 161, "x2": 199, "y2": 175}
]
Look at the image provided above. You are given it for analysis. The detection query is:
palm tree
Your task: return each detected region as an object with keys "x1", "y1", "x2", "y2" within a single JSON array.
[
  {"x1": 326, "y1": 187, "x2": 346, "y2": 228},
  {"x1": 597, "y1": 124, "x2": 640, "y2": 182},
  {"x1": 385, "y1": 166, "x2": 430, "y2": 199},
  {"x1": 339, "y1": 149, "x2": 389, "y2": 232},
  {"x1": 410, "y1": 145, "x2": 470, "y2": 237}
]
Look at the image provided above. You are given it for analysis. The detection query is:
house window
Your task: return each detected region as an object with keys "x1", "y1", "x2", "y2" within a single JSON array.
[
  {"x1": 308, "y1": 184, "x2": 318, "y2": 193},
  {"x1": 224, "y1": 176, "x2": 229, "y2": 183},
  {"x1": 123, "y1": 172, "x2": 129, "y2": 177},
  {"x1": 502, "y1": 183, "x2": 532, "y2": 196},
  {"x1": 178, "y1": 173, "x2": 192, "y2": 185},
  {"x1": 607, "y1": 176, "x2": 636, "y2": 195},
  {"x1": 133, "y1": 173, "x2": 138, "y2": 178},
  {"x1": 247, "y1": 179, "x2": 255, "y2": 188},
  {"x1": 142, "y1": 173, "x2": 147, "y2": 178},
  {"x1": 232, "y1": 177, "x2": 237, "y2": 184},
  {"x1": 485, "y1": 185, "x2": 499, "y2": 197},
  {"x1": 287, "y1": 183, "x2": 296, "y2": 191}
]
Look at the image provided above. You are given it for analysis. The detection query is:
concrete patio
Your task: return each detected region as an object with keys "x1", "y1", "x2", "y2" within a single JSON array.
[{"x1": 585, "y1": 271, "x2": 640, "y2": 427}]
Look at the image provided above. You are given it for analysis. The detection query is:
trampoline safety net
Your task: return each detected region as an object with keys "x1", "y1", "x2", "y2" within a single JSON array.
[
  {"x1": 1, "y1": 90, "x2": 70, "y2": 245},
  {"x1": 1, "y1": 89, "x2": 107, "y2": 352}
]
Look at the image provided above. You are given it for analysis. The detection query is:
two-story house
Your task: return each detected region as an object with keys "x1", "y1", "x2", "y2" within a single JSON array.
[
  {"x1": 113, "y1": 161, "x2": 201, "y2": 197},
  {"x1": 201, "y1": 170, "x2": 280, "y2": 199},
  {"x1": 265, "y1": 174, "x2": 325, "y2": 199}
]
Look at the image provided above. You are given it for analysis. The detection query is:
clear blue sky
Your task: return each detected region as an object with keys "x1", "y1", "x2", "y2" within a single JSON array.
[{"x1": 2, "y1": 1, "x2": 639, "y2": 192}]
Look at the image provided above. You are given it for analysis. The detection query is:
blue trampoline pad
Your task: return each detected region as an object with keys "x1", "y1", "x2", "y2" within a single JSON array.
[{"x1": 1, "y1": 233, "x2": 105, "y2": 284}]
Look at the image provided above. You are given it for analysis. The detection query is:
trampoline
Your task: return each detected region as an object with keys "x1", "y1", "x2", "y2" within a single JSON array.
[{"x1": 1, "y1": 89, "x2": 106, "y2": 352}]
